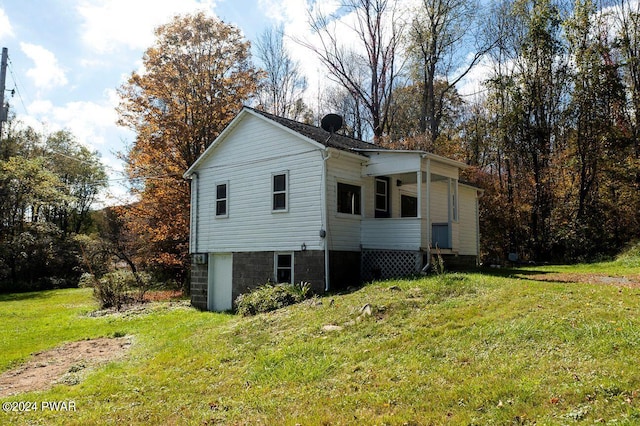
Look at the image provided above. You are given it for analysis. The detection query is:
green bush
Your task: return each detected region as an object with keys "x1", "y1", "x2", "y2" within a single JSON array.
[
  {"x1": 235, "y1": 282, "x2": 312, "y2": 316},
  {"x1": 93, "y1": 270, "x2": 152, "y2": 310},
  {"x1": 78, "y1": 272, "x2": 97, "y2": 288},
  {"x1": 94, "y1": 271, "x2": 131, "y2": 310},
  {"x1": 617, "y1": 240, "x2": 640, "y2": 267}
]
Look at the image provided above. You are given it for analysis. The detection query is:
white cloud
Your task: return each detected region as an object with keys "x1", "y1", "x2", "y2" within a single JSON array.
[
  {"x1": 20, "y1": 42, "x2": 68, "y2": 89},
  {"x1": 27, "y1": 99, "x2": 54, "y2": 116},
  {"x1": 76, "y1": 0, "x2": 218, "y2": 53},
  {"x1": 0, "y1": 8, "x2": 14, "y2": 40},
  {"x1": 52, "y1": 101, "x2": 117, "y2": 146},
  {"x1": 455, "y1": 55, "x2": 498, "y2": 99},
  {"x1": 258, "y1": 0, "x2": 310, "y2": 23},
  {"x1": 23, "y1": 93, "x2": 120, "y2": 150}
]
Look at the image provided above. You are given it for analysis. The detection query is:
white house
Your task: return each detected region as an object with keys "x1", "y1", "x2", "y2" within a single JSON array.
[{"x1": 184, "y1": 107, "x2": 482, "y2": 311}]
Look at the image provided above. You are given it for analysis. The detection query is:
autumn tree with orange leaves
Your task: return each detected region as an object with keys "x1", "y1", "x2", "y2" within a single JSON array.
[{"x1": 117, "y1": 12, "x2": 260, "y2": 286}]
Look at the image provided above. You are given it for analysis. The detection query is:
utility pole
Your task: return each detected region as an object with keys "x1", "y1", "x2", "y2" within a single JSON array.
[{"x1": 0, "y1": 47, "x2": 8, "y2": 139}]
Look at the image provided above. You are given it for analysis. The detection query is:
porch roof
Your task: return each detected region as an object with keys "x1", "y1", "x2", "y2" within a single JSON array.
[
  {"x1": 353, "y1": 148, "x2": 469, "y2": 170},
  {"x1": 357, "y1": 149, "x2": 469, "y2": 177}
]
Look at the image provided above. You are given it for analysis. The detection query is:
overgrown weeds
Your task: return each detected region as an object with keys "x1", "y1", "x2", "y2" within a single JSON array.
[
  {"x1": 235, "y1": 281, "x2": 312, "y2": 316},
  {"x1": 86, "y1": 270, "x2": 152, "y2": 310}
]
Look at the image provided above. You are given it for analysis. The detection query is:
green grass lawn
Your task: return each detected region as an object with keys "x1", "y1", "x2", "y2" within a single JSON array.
[{"x1": 1, "y1": 251, "x2": 640, "y2": 425}]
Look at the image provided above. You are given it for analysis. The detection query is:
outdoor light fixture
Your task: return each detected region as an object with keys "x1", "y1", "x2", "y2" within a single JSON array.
[{"x1": 301, "y1": 242, "x2": 307, "y2": 251}]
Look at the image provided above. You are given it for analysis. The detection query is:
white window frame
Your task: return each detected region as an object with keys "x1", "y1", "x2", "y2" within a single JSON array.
[
  {"x1": 215, "y1": 181, "x2": 229, "y2": 218},
  {"x1": 272, "y1": 171, "x2": 289, "y2": 213},
  {"x1": 274, "y1": 252, "x2": 294, "y2": 283},
  {"x1": 375, "y1": 177, "x2": 390, "y2": 216},
  {"x1": 450, "y1": 179, "x2": 459, "y2": 222}
]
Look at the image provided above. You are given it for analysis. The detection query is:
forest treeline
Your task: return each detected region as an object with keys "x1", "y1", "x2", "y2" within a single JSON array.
[
  {"x1": 1, "y1": 0, "x2": 639, "y2": 291},
  {"x1": 0, "y1": 126, "x2": 107, "y2": 291}
]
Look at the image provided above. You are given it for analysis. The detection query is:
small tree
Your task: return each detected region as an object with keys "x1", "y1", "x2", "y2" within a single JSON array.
[
  {"x1": 255, "y1": 24, "x2": 308, "y2": 120},
  {"x1": 302, "y1": 0, "x2": 404, "y2": 143}
]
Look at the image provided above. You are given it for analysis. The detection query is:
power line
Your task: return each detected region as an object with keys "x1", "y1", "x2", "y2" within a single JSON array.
[{"x1": 6, "y1": 56, "x2": 30, "y2": 115}]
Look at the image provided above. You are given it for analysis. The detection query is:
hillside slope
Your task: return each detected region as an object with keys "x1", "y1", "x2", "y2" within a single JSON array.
[{"x1": 1, "y1": 250, "x2": 640, "y2": 424}]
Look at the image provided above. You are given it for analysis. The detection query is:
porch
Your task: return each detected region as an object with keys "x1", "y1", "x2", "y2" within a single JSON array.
[
  {"x1": 360, "y1": 218, "x2": 457, "y2": 252},
  {"x1": 358, "y1": 150, "x2": 461, "y2": 254}
]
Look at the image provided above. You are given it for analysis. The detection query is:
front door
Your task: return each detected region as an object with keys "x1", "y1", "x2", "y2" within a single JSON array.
[{"x1": 208, "y1": 253, "x2": 233, "y2": 311}]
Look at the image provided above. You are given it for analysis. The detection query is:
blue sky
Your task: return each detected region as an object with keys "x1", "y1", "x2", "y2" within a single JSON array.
[
  {"x1": 0, "y1": 0, "x2": 306, "y2": 205},
  {"x1": 4, "y1": 0, "x2": 484, "y2": 205}
]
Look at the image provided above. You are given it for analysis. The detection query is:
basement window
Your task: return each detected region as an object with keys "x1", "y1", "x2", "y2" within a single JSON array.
[{"x1": 275, "y1": 253, "x2": 294, "y2": 283}]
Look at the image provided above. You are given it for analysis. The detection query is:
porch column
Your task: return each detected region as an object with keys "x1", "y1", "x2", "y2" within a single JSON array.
[
  {"x1": 416, "y1": 170, "x2": 422, "y2": 219},
  {"x1": 425, "y1": 159, "x2": 431, "y2": 247}
]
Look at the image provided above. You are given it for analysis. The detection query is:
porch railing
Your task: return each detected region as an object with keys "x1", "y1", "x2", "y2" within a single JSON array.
[{"x1": 361, "y1": 218, "x2": 422, "y2": 250}]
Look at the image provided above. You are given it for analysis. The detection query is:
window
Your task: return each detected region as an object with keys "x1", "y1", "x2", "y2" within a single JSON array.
[
  {"x1": 401, "y1": 194, "x2": 418, "y2": 218},
  {"x1": 450, "y1": 179, "x2": 458, "y2": 221},
  {"x1": 337, "y1": 182, "x2": 361, "y2": 215},
  {"x1": 272, "y1": 172, "x2": 288, "y2": 212},
  {"x1": 215, "y1": 182, "x2": 228, "y2": 217},
  {"x1": 375, "y1": 177, "x2": 390, "y2": 218},
  {"x1": 275, "y1": 253, "x2": 293, "y2": 283}
]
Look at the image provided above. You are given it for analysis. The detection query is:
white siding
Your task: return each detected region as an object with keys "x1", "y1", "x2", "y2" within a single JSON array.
[
  {"x1": 430, "y1": 161, "x2": 459, "y2": 180},
  {"x1": 458, "y1": 185, "x2": 480, "y2": 255},
  {"x1": 361, "y1": 219, "x2": 422, "y2": 249},
  {"x1": 451, "y1": 222, "x2": 460, "y2": 252},
  {"x1": 193, "y1": 114, "x2": 324, "y2": 253},
  {"x1": 429, "y1": 180, "x2": 449, "y2": 223},
  {"x1": 326, "y1": 153, "x2": 367, "y2": 251},
  {"x1": 362, "y1": 151, "x2": 422, "y2": 176},
  {"x1": 190, "y1": 114, "x2": 481, "y2": 258}
]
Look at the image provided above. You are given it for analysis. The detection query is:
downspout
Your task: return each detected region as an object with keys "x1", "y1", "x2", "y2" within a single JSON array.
[{"x1": 321, "y1": 148, "x2": 332, "y2": 292}]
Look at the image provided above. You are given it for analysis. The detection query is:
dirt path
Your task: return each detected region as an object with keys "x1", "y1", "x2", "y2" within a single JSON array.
[
  {"x1": 0, "y1": 337, "x2": 132, "y2": 397},
  {"x1": 518, "y1": 272, "x2": 640, "y2": 288}
]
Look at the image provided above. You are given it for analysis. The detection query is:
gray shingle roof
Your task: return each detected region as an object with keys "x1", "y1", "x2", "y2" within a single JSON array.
[{"x1": 247, "y1": 107, "x2": 383, "y2": 153}]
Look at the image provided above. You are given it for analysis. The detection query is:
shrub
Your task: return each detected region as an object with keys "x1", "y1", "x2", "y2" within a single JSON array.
[
  {"x1": 235, "y1": 282, "x2": 312, "y2": 316},
  {"x1": 78, "y1": 273, "x2": 97, "y2": 288},
  {"x1": 93, "y1": 270, "x2": 152, "y2": 310},
  {"x1": 287, "y1": 281, "x2": 311, "y2": 299},
  {"x1": 94, "y1": 271, "x2": 131, "y2": 310},
  {"x1": 617, "y1": 240, "x2": 640, "y2": 267}
]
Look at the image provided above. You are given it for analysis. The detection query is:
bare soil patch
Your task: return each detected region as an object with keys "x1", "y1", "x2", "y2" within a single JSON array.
[
  {"x1": 143, "y1": 290, "x2": 184, "y2": 302},
  {"x1": 522, "y1": 272, "x2": 640, "y2": 288},
  {"x1": 0, "y1": 337, "x2": 132, "y2": 397}
]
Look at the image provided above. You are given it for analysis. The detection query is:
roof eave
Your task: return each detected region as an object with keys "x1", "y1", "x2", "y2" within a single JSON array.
[{"x1": 352, "y1": 148, "x2": 469, "y2": 170}]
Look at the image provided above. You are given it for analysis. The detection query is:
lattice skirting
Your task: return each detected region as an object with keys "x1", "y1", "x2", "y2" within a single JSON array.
[{"x1": 361, "y1": 250, "x2": 424, "y2": 281}]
